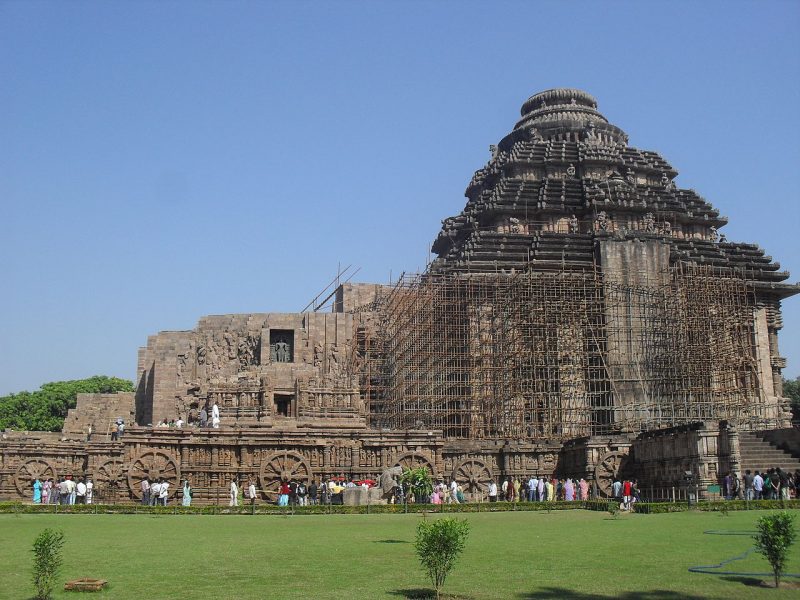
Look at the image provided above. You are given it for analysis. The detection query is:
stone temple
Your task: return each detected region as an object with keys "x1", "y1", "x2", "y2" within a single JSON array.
[{"x1": 2, "y1": 88, "x2": 798, "y2": 503}]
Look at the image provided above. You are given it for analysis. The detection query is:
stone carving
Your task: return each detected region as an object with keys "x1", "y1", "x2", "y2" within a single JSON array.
[
  {"x1": 709, "y1": 226, "x2": 719, "y2": 242},
  {"x1": 127, "y1": 449, "x2": 180, "y2": 499},
  {"x1": 595, "y1": 211, "x2": 609, "y2": 231},
  {"x1": 568, "y1": 214, "x2": 579, "y2": 233},
  {"x1": 643, "y1": 212, "x2": 655, "y2": 233},
  {"x1": 566, "y1": 163, "x2": 576, "y2": 178},
  {"x1": 662, "y1": 220, "x2": 672, "y2": 235},
  {"x1": 508, "y1": 217, "x2": 522, "y2": 233},
  {"x1": 14, "y1": 459, "x2": 57, "y2": 496},
  {"x1": 378, "y1": 465, "x2": 403, "y2": 498},
  {"x1": 259, "y1": 450, "x2": 312, "y2": 500}
]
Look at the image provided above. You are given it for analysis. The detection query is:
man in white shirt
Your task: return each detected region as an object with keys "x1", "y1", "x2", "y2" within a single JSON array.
[
  {"x1": 150, "y1": 480, "x2": 161, "y2": 506},
  {"x1": 76, "y1": 478, "x2": 87, "y2": 504},
  {"x1": 753, "y1": 471, "x2": 764, "y2": 500},
  {"x1": 248, "y1": 480, "x2": 257, "y2": 506},
  {"x1": 528, "y1": 476, "x2": 538, "y2": 502},
  {"x1": 175, "y1": 417, "x2": 184, "y2": 428},
  {"x1": 488, "y1": 481, "x2": 498, "y2": 502},
  {"x1": 159, "y1": 479, "x2": 170, "y2": 506},
  {"x1": 449, "y1": 479, "x2": 459, "y2": 504},
  {"x1": 85, "y1": 478, "x2": 94, "y2": 504}
]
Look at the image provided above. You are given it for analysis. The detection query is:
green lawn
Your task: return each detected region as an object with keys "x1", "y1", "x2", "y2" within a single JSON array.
[{"x1": 1, "y1": 510, "x2": 799, "y2": 599}]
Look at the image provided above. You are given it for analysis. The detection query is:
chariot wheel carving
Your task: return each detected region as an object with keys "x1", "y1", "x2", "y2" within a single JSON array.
[
  {"x1": 593, "y1": 451, "x2": 629, "y2": 498},
  {"x1": 94, "y1": 459, "x2": 124, "y2": 492},
  {"x1": 14, "y1": 459, "x2": 57, "y2": 496},
  {"x1": 259, "y1": 450, "x2": 312, "y2": 500},
  {"x1": 127, "y1": 450, "x2": 180, "y2": 499},
  {"x1": 452, "y1": 458, "x2": 493, "y2": 499},
  {"x1": 394, "y1": 452, "x2": 435, "y2": 476}
]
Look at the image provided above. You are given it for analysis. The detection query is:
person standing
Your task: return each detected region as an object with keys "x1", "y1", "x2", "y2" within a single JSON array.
[
  {"x1": 141, "y1": 477, "x2": 151, "y2": 506},
  {"x1": 248, "y1": 480, "x2": 256, "y2": 507},
  {"x1": 579, "y1": 478, "x2": 589, "y2": 501},
  {"x1": 159, "y1": 478, "x2": 170, "y2": 506},
  {"x1": 449, "y1": 479, "x2": 459, "y2": 504},
  {"x1": 308, "y1": 480, "x2": 318, "y2": 505},
  {"x1": 743, "y1": 470, "x2": 754, "y2": 501},
  {"x1": 622, "y1": 479, "x2": 632, "y2": 510},
  {"x1": 753, "y1": 471, "x2": 764, "y2": 500},
  {"x1": 42, "y1": 478, "x2": 51, "y2": 505},
  {"x1": 278, "y1": 480, "x2": 290, "y2": 507},
  {"x1": 182, "y1": 480, "x2": 192, "y2": 507},
  {"x1": 33, "y1": 478, "x2": 42, "y2": 504},
  {"x1": 86, "y1": 478, "x2": 94, "y2": 504},
  {"x1": 537, "y1": 476, "x2": 545, "y2": 502},
  {"x1": 199, "y1": 405, "x2": 208, "y2": 428},
  {"x1": 76, "y1": 478, "x2": 87, "y2": 504},
  {"x1": 488, "y1": 480, "x2": 498, "y2": 503},
  {"x1": 230, "y1": 479, "x2": 239, "y2": 506},
  {"x1": 564, "y1": 478, "x2": 575, "y2": 501},
  {"x1": 149, "y1": 479, "x2": 160, "y2": 506},
  {"x1": 211, "y1": 402, "x2": 221, "y2": 429},
  {"x1": 67, "y1": 476, "x2": 77, "y2": 505}
]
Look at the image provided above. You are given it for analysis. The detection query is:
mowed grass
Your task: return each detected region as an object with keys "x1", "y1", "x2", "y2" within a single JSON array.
[{"x1": 1, "y1": 509, "x2": 799, "y2": 599}]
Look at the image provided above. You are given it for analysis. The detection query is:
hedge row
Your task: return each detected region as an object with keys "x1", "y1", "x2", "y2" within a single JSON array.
[{"x1": 1, "y1": 499, "x2": 797, "y2": 516}]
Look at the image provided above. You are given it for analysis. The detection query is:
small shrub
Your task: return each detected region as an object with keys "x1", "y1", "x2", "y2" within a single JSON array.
[
  {"x1": 753, "y1": 511, "x2": 796, "y2": 588},
  {"x1": 414, "y1": 517, "x2": 470, "y2": 600},
  {"x1": 608, "y1": 503, "x2": 620, "y2": 519},
  {"x1": 31, "y1": 528, "x2": 65, "y2": 600}
]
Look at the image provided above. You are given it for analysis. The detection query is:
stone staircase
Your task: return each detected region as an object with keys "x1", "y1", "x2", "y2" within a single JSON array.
[{"x1": 738, "y1": 430, "x2": 800, "y2": 473}]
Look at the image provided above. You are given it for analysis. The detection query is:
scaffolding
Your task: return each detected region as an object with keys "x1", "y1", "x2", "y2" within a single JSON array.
[{"x1": 352, "y1": 264, "x2": 764, "y2": 441}]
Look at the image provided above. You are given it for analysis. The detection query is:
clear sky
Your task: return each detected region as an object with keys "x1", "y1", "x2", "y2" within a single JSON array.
[{"x1": 1, "y1": 1, "x2": 798, "y2": 395}]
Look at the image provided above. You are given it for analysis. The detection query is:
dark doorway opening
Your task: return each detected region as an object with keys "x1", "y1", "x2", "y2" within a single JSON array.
[{"x1": 274, "y1": 394, "x2": 293, "y2": 417}]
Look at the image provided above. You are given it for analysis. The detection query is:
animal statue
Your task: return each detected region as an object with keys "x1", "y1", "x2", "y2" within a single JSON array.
[{"x1": 378, "y1": 466, "x2": 404, "y2": 502}]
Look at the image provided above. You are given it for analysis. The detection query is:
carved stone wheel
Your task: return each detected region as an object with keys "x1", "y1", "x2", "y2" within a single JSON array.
[
  {"x1": 259, "y1": 450, "x2": 312, "y2": 500},
  {"x1": 14, "y1": 458, "x2": 57, "y2": 496},
  {"x1": 94, "y1": 459, "x2": 124, "y2": 492},
  {"x1": 452, "y1": 458, "x2": 493, "y2": 499},
  {"x1": 127, "y1": 450, "x2": 180, "y2": 499},
  {"x1": 394, "y1": 452, "x2": 435, "y2": 476},
  {"x1": 593, "y1": 451, "x2": 629, "y2": 498}
]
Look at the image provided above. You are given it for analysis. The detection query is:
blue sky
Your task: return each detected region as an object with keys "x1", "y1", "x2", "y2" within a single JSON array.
[{"x1": 1, "y1": 1, "x2": 799, "y2": 395}]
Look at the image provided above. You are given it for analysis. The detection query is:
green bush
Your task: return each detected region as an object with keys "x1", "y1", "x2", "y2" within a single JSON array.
[
  {"x1": 414, "y1": 517, "x2": 470, "y2": 600},
  {"x1": 754, "y1": 511, "x2": 797, "y2": 588},
  {"x1": 31, "y1": 528, "x2": 65, "y2": 600}
]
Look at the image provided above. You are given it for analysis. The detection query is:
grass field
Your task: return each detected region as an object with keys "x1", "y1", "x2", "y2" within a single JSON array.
[{"x1": 1, "y1": 509, "x2": 799, "y2": 599}]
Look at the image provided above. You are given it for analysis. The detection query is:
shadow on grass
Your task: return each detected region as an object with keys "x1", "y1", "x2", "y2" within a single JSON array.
[
  {"x1": 720, "y1": 575, "x2": 764, "y2": 587},
  {"x1": 389, "y1": 588, "x2": 474, "y2": 599},
  {"x1": 517, "y1": 589, "x2": 708, "y2": 599},
  {"x1": 374, "y1": 539, "x2": 410, "y2": 544}
]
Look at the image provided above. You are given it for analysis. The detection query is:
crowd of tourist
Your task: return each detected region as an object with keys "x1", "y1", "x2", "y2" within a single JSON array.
[
  {"x1": 28, "y1": 464, "x2": 800, "y2": 507},
  {"x1": 31, "y1": 476, "x2": 94, "y2": 505},
  {"x1": 723, "y1": 468, "x2": 800, "y2": 500}
]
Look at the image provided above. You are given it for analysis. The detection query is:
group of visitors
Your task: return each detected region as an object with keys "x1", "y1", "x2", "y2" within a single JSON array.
[
  {"x1": 726, "y1": 468, "x2": 800, "y2": 500},
  {"x1": 32, "y1": 476, "x2": 94, "y2": 505},
  {"x1": 611, "y1": 478, "x2": 640, "y2": 510},
  {"x1": 487, "y1": 476, "x2": 592, "y2": 503},
  {"x1": 154, "y1": 401, "x2": 221, "y2": 430},
  {"x1": 139, "y1": 476, "x2": 173, "y2": 506},
  {"x1": 110, "y1": 418, "x2": 125, "y2": 441}
]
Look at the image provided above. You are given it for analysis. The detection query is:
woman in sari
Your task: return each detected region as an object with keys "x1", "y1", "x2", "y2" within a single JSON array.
[
  {"x1": 32, "y1": 478, "x2": 42, "y2": 504},
  {"x1": 564, "y1": 478, "x2": 575, "y2": 501},
  {"x1": 182, "y1": 480, "x2": 192, "y2": 506},
  {"x1": 579, "y1": 478, "x2": 589, "y2": 500},
  {"x1": 42, "y1": 478, "x2": 51, "y2": 504}
]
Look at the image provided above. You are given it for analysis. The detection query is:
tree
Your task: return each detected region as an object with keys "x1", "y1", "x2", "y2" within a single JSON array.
[
  {"x1": 753, "y1": 511, "x2": 797, "y2": 588},
  {"x1": 783, "y1": 377, "x2": 800, "y2": 422},
  {"x1": 414, "y1": 517, "x2": 470, "y2": 600},
  {"x1": 31, "y1": 528, "x2": 65, "y2": 600},
  {"x1": 400, "y1": 466, "x2": 433, "y2": 503},
  {"x1": 0, "y1": 376, "x2": 134, "y2": 432}
]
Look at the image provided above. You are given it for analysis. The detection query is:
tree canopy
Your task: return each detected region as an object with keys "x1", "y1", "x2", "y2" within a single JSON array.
[
  {"x1": 784, "y1": 377, "x2": 800, "y2": 422},
  {"x1": 0, "y1": 376, "x2": 134, "y2": 432}
]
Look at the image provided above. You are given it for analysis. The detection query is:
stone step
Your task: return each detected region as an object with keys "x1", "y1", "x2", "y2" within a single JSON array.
[{"x1": 738, "y1": 431, "x2": 800, "y2": 473}]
